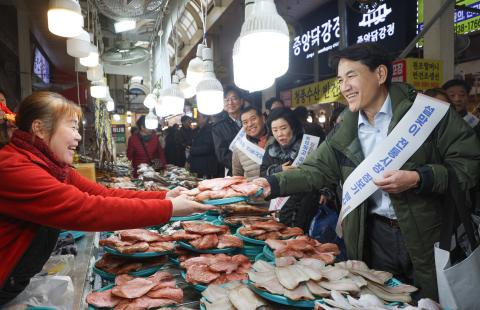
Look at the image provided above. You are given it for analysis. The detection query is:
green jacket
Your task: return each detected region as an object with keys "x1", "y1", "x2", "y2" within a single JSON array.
[{"x1": 268, "y1": 83, "x2": 480, "y2": 299}]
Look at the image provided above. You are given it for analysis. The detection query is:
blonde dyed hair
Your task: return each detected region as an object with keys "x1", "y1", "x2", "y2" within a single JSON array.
[{"x1": 16, "y1": 92, "x2": 82, "y2": 140}]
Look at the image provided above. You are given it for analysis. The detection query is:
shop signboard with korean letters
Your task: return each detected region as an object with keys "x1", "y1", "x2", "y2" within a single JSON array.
[
  {"x1": 347, "y1": 0, "x2": 417, "y2": 52},
  {"x1": 291, "y1": 77, "x2": 342, "y2": 107},
  {"x1": 392, "y1": 58, "x2": 443, "y2": 91}
]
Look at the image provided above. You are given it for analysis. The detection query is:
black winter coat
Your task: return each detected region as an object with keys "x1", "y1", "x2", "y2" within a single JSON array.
[
  {"x1": 261, "y1": 134, "x2": 319, "y2": 231},
  {"x1": 189, "y1": 124, "x2": 219, "y2": 178},
  {"x1": 211, "y1": 112, "x2": 241, "y2": 174}
]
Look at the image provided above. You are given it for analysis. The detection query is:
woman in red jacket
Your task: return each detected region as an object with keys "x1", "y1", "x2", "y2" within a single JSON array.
[
  {"x1": 0, "y1": 92, "x2": 211, "y2": 304},
  {"x1": 127, "y1": 115, "x2": 166, "y2": 177}
]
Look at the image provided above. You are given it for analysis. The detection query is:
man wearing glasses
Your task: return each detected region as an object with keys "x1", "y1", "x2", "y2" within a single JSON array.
[{"x1": 212, "y1": 85, "x2": 245, "y2": 176}]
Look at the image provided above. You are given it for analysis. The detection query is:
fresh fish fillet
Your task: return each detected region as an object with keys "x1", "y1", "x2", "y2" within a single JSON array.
[
  {"x1": 252, "y1": 260, "x2": 274, "y2": 272},
  {"x1": 248, "y1": 270, "x2": 285, "y2": 295},
  {"x1": 275, "y1": 265, "x2": 310, "y2": 290},
  {"x1": 228, "y1": 285, "x2": 267, "y2": 310},
  {"x1": 283, "y1": 283, "x2": 315, "y2": 301},
  {"x1": 305, "y1": 280, "x2": 330, "y2": 297},
  {"x1": 319, "y1": 278, "x2": 360, "y2": 294},
  {"x1": 111, "y1": 278, "x2": 155, "y2": 299}
]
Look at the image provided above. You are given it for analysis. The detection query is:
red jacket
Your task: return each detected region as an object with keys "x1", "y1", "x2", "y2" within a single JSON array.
[
  {"x1": 0, "y1": 143, "x2": 173, "y2": 286},
  {"x1": 127, "y1": 133, "x2": 166, "y2": 177}
]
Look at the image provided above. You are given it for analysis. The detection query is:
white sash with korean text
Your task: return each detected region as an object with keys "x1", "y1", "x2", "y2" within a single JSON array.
[
  {"x1": 235, "y1": 135, "x2": 265, "y2": 165},
  {"x1": 336, "y1": 94, "x2": 450, "y2": 237},
  {"x1": 269, "y1": 134, "x2": 321, "y2": 211},
  {"x1": 229, "y1": 128, "x2": 246, "y2": 152},
  {"x1": 464, "y1": 112, "x2": 479, "y2": 128}
]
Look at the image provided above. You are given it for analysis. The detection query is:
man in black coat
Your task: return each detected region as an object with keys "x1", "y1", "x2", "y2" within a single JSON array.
[
  {"x1": 189, "y1": 114, "x2": 218, "y2": 178},
  {"x1": 212, "y1": 85, "x2": 245, "y2": 175}
]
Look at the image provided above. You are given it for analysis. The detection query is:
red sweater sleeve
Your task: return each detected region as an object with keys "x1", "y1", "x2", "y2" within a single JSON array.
[
  {"x1": 0, "y1": 161, "x2": 172, "y2": 232},
  {"x1": 68, "y1": 169, "x2": 167, "y2": 199}
]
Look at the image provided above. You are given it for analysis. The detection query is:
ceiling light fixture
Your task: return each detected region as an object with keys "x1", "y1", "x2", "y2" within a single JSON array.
[
  {"x1": 79, "y1": 44, "x2": 99, "y2": 67},
  {"x1": 234, "y1": 0, "x2": 289, "y2": 92},
  {"x1": 90, "y1": 80, "x2": 108, "y2": 99},
  {"x1": 143, "y1": 93, "x2": 157, "y2": 109},
  {"x1": 145, "y1": 109, "x2": 159, "y2": 129},
  {"x1": 87, "y1": 64, "x2": 104, "y2": 82},
  {"x1": 196, "y1": 47, "x2": 224, "y2": 115},
  {"x1": 186, "y1": 44, "x2": 205, "y2": 88},
  {"x1": 160, "y1": 75, "x2": 185, "y2": 116},
  {"x1": 48, "y1": 0, "x2": 84, "y2": 38},
  {"x1": 177, "y1": 69, "x2": 195, "y2": 99},
  {"x1": 114, "y1": 20, "x2": 136, "y2": 33},
  {"x1": 66, "y1": 28, "x2": 90, "y2": 58}
]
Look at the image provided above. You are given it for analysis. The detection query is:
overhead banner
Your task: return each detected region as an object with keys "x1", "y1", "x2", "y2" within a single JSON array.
[
  {"x1": 336, "y1": 94, "x2": 450, "y2": 236},
  {"x1": 291, "y1": 77, "x2": 342, "y2": 107},
  {"x1": 269, "y1": 134, "x2": 320, "y2": 211}
]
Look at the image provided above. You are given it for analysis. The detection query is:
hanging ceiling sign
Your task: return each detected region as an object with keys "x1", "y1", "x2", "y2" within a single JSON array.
[{"x1": 347, "y1": 0, "x2": 417, "y2": 52}]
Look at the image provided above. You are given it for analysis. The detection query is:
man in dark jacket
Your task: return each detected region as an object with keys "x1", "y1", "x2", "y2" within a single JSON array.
[
  {"x1": 442, "y1": 79, "x2": 480, "y2": 137},
  {"x1": 254, "y1": 42, "x2": 480, "y2": 299},
  {"x1": 212, "y1": 85, "x2": 244, "y2": 175},
  {"x1": 189, "y1": 113, "x2": 218, "y2": 178},
  {"x1": 176, "y1": 116, "x2": 194, "y2": 167}
]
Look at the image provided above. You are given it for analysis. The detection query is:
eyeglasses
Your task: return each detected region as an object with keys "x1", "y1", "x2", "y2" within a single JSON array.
[{"x1": 224, "y1": 96, "x2": 239, "y2": 103}]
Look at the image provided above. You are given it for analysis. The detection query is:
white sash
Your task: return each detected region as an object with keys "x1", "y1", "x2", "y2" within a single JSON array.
[
  {"x1": 235, "y1": 136, "x2": 265, "y2": 165},
  {"x1": 229, "y1": 128, "x2": 246, "y2": 152},
  {"x1": 464, "y1": 112, "x2": 479, "y2": 128},
  {"x1": 336, "y1": 94, "x2": 450, "y2": 237},
  {"x1": 269, "y1": 134, "x2": 321, "y2": 211}
]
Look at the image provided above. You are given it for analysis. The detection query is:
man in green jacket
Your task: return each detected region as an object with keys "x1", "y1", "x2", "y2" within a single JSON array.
[{"x1": 254, "y1": 42, "x2": 480, "y2": 300}]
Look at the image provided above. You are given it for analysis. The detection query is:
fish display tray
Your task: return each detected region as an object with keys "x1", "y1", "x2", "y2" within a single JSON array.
[
  {"x1": 202, "y1": 188, "x2": 263, "y2": 206},
  {"x1": 177, "y1": 241, "x2": 239, "y2": 254},
  {"x1": 262, "y1": 245, "x2": 275, "y2": 261},
  {"x1": 235, "y1": 227, "x2": 267, "y2": 245},
  {"x1": 58, "y1": 230, "x2": 85, "y2": 240},
  {"x1": 103, "y1": 246, "x2": 173, "y2": 258},
  {"x1": 248, "y1": 281, "x2": 316, "y2": 308},
  {"x1": 169, "y1": 213, "x2": 204, "y2": 222},
  {"x1": 180, "y1": 270, "x2": 207, "y2": 292}
]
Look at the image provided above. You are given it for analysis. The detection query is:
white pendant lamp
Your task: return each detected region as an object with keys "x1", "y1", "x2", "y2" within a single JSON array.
[
  {"x1": 160, "y1": 75, "x2": 185, "y2": 116},
  {"x1": 48, "y1": 0, "x2": 84, "y2": 38},
  {"x1": 196, "y1": 47, "x2": 224, "y2": 115},
  {"x1": 176, "y1": 69, "x2": 196, "y2": 99},
  {"x1": 154, "y1": 99, "x2": 170, "y2": 118},
  {"x1": 90, "y1": 80, "x2": 107, "y2": 99},
  {"x1": 234, "y1": 0, "x2": 289, "y2": 91},
  {"x1": 186, "y1": 44, "x2": 205, "y2": 88},
  {"x1": 233, "y1": 38, "x2": 274, "y2": 92},
  {"x1": 66, "y1": 28, "x2": 90, "y2": 58},
  {"x1": 79, "y1": 44, "x2": 99, "y2": 67},
  {"x1": 105, "y1": 94, "x2": 115, "y2": 112},
  {"x1": 143, "y1": 93, "x2": 157, "y2": 109},
  {"x1": 145, "y1": 109, "x2": 159, "y2": 129},
  {"x1": 87, "y1": 64, "x2": 104, "y2": 81}
]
